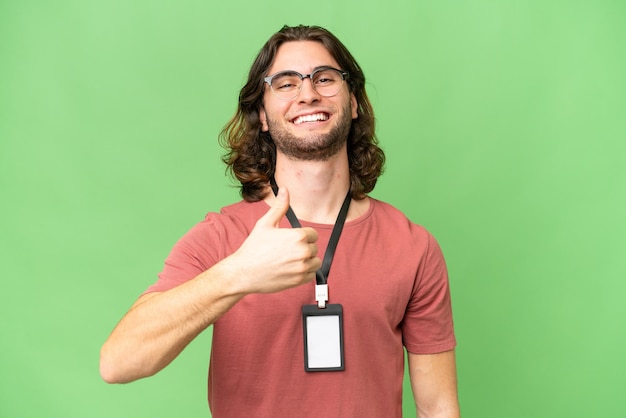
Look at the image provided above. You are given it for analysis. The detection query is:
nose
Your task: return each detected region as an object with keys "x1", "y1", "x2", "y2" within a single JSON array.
[{"x1": 297, "y1": 76, "x2": 321, "y2": 103}]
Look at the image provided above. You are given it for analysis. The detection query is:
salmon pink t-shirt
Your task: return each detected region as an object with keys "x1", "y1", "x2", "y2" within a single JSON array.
[{"x1": 145, "y1": 198, "x2": 456, "y2": 418}]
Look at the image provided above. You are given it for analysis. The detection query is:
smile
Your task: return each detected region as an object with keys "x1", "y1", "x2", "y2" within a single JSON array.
[{"x1": 291, "y1": 113, "x2": 330, "y2": 125}]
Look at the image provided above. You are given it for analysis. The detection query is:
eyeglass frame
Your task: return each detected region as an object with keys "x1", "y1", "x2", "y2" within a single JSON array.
[{"x1": 263, "y1": 66, "x2": 350, "y2": 100}]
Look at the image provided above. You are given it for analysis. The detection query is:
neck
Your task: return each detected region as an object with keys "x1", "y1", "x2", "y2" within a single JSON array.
[{"x1": 268, "y1": 147, "x2": 359, "y2": 224}]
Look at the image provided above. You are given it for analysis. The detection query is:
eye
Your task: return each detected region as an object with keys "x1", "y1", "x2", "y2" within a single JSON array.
[
  {"x1": 271, "y1": 72, "x2": 301, "y2": 91},
  {"x1": 314, "y1": 69, "x2": 341, "y2": 86}
]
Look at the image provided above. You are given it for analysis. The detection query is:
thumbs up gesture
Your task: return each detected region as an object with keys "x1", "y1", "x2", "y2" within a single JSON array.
[{"x1": 224, "y1": 188, "x2": 321, "y2": 295}]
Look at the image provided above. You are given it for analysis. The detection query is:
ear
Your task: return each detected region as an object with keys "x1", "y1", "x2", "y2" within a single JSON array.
[
  {"x1": 259, "y1": 107, "x2": 269, "y2": 132},
  {"x1": 350, "y1": 93, "x2": 358, "y2": 120}
]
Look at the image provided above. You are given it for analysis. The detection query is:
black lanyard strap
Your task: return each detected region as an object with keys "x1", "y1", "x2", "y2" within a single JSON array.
[{"x1": 270, "y1": 178, "x2": 351, "y2": 285}]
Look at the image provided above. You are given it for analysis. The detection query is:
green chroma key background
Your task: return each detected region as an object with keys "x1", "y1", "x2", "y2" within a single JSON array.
[{"x1": 1, "y1": 1, "x2": 624, "y2": 416}]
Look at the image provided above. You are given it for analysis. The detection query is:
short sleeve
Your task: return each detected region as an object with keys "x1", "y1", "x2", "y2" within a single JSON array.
[{"x1": 401, "y1": 231, "x2": 456, "y2": 354}]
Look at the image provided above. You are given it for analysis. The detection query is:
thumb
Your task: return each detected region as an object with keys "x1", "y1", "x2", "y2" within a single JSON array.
[{"x1": 258, "y1": 187, "x2": 290, "y2": 228}]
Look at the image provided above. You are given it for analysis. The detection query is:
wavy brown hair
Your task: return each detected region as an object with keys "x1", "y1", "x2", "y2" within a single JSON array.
[{"x1": 220, "y1": 25, "x2": 385, "y2": 201}]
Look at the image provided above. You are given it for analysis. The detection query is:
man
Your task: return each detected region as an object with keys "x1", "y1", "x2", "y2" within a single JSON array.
[{"x1": 100, "y1": 25, "x2": 459, "y2": 417}]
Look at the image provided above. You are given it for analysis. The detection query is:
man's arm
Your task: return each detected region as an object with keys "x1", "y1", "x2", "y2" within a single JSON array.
[
  {"x1": 99, "y1": 269, "x2": 243, "y2": 384},
  {"x1": 99, "y1": 188, "x2": 320, "y2": 384},
  {"x1": 408, "y1": 349, "x2": 460, "y2": 418}
]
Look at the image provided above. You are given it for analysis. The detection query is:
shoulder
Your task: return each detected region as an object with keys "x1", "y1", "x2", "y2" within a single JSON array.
[
  {"x1": 364, "y1": 199, "x2": 445, "y2": 262},
  {"x1": 163, "y1": 200, "x2": 266, "y2": 268},
  {"x1": 368, "y1": 198, "x2": 430, "y2": 237},
  {"x1": 176, "y1": 200, "x2": 267, "y2": 249},
  {"x1": 217, "y1": 199, "x2": 268, "y2": 227}
]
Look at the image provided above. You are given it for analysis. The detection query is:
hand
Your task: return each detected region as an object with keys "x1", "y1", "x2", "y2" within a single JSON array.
[{"x1": 224, "y1": 187, "x2": 321, "y2": 294}]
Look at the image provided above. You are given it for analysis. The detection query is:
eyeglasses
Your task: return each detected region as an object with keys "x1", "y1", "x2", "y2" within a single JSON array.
[{"x1": 264, "y1": 66, "x2": 349, "y2": 100}]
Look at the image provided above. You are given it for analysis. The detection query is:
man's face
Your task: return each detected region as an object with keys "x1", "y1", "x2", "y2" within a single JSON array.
[{"x1": 259, "y1": 41, "x2": 358, "y2": 161}]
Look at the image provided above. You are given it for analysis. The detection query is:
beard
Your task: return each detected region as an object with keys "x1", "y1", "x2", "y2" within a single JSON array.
[{"x1": 265, "y1": 102, "x2": 353, "y2": 162}]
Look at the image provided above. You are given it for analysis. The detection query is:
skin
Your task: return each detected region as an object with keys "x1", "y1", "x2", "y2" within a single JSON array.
[
  {"x1": 409, "y1": 350, "x2": 461, "y2": 417},
  {"x1": 100, "y1": 40, "x2": 459, "y2": 417}
]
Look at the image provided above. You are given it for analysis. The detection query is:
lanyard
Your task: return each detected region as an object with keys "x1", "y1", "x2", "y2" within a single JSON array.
[{"x1": 270, "y1": 178, "x2": 351, "y2": 308}]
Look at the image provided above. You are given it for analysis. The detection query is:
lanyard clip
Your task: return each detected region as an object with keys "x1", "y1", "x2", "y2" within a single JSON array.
[{"x1": 315, "y1": 284, "x2": 328, "y2": 309}]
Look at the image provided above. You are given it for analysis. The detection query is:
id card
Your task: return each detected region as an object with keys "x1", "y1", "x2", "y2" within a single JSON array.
[{"x1": 302, "y1": 304, "x2": 345, "y2": 372}]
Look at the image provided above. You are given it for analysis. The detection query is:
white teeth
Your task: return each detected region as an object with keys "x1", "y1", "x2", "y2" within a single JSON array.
[{"x1": 293, "y1": 113, "x2": 329, "y2": 125}]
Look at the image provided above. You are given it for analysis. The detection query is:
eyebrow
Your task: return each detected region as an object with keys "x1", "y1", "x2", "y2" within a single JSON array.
[{"x1": 269, "y1": 65, "x2": 340, "y2": 76}]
